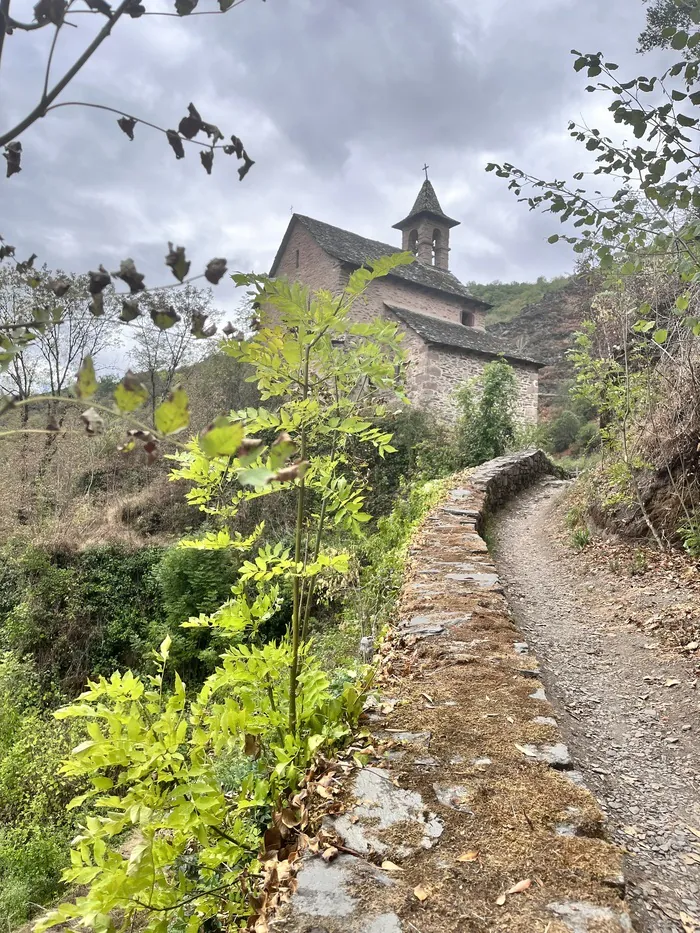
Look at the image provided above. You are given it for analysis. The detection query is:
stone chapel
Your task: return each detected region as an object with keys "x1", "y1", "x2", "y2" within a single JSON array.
[{"x1": 269, "y1": 179, "x2": 542, "y2": 423}]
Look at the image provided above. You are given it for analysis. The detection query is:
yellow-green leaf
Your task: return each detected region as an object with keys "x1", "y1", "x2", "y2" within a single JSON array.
[
  {"x1": 199, "y1": 417, "x2": 245, "y2": 458},
  {"x1": 154, "y1": 387, "x2": 189, "y2": 435},
  {"x1": 76, "y1": 356, "x2": 97, "y2": 399},
  {"x1": 114, "y1": 371, "x2": 148, "y2": 413}
]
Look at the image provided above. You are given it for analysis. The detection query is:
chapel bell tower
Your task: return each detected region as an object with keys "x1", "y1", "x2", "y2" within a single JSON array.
[{"x1": 392, "y1": 176, "x2": 460, "y2": 271}]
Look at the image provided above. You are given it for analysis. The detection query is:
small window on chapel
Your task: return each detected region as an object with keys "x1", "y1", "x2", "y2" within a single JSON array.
[
  {"x1": 295, "y1": 249, "x2": 300, "y2": 269},
  {"x1": 408, "y1": 230, "x2": 418, "y2": 255},
  {"x1": 461, "y1": 310, "x2": 475, "y2": 328}
]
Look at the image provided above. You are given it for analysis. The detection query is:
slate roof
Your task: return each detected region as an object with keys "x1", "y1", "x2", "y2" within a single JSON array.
[
  {"x1": 386, "y1": 304, "x2": 545, "y2": 368},
  {"x1": 392, "y1": 179, "x2": 460, "y2": 230},
  {"x1": 270, "y1": 214, "x2": 490, "y2": 308}
]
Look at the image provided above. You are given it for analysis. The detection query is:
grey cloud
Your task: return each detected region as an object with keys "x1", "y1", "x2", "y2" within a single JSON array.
[{"x1": 2, "y1": 0, "x2": 664, "y2": 296}]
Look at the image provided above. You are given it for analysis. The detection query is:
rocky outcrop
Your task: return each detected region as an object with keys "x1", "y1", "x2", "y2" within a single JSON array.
[
  {"x1": 275, "y1": 451, "x2": 629, "y2": 933},
  {"x1": 489, "y1": 279, "x2": 599, "y2": 416}
]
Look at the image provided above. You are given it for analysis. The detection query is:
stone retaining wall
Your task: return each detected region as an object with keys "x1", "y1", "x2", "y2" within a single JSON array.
[{"x1": 276, "y1": 451, "x2": 629, "y2": 933}]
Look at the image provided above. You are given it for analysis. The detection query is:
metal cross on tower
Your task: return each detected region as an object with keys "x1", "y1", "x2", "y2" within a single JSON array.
[{"x1": 422, "y1": 163, "x2": 429, "y2": 180}]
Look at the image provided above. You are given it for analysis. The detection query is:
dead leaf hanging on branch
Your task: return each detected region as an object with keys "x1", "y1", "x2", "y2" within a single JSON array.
[
  {"x1": 150, "y1": 305, "x2": 181, "y2": 330},
  {"x1": 33, "y1": 0, "x2": 66, "y2": 25},
  {"x1": 83, "y1": 0, "x2": 112, "y2": 15},
  {"x1": 81, "y1": 407, "x2": 104, "y2": 435},
  {"x1": 165, "y1": 243, "x2": 190, "y2": 282},
  {"x1": 88, "y1": 265, "x2": 111, "y2": 295},
  {"x1": 89, "y1": 293, "x2": 104, "y2": 317},
  {"x1": 200, "y1": 149, "x2": 214, "y2": 175},
  {"x1": 238, "y1": 150, "x2": 255, "y2": 181},
  {"x1": 3, "y1": 143, "x2": 21, "y2": 178},
  {"x1": 117, "y1": 117, "x2": 136, "y2": 140},
  {"x1": 120, "y1": 298, "x2": 141, "y2": 322},
  {"x1": 48, "y1": 277, "x2": 71, "y2": 298},
  {"x1": 166, "y1": 130, "x2": 185, "y2": 160},
  {"x1": 115, "y1": 258, "x2": 145, "y2": 294},
  {"x1": 191, "y1": 310, "x2": 216, "y2": 338},
  {"x1": 204, "y1": 257, "x2": 227, "y2": 284}
]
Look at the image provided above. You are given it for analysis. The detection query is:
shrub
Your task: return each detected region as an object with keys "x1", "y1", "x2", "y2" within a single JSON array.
[
  {"x1": 0, "y1": 544, "x2": 166, "y2": 694},
  {"x1": 455, "y1": 359, "x2": 519, "y2": 467},
  {"x1": 0, "y1": 653, "x2": 85, "y2": 927},
  {"x1": 550, "y1": 410, "x2": 582, "y2": 453},
  {"x1": 154, "y1": 545, "x2": 241, "y2": 681},
  {"x1": 574, "y1": 420, "x2": 601, "y2": 453},
  {"x1": 353, "y1": 409, "x2": 457, "y2": 517}
]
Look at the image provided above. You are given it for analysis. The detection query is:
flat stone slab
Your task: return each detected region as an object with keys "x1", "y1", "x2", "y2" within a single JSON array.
[
  {"x1": 377, "y1": 730, "x2": 431, "y2": 749},
  {"x1": 399, "y1": 615, "x2": 445, "y2": 638},
  {"x1": 445, "y1": 570, "x2": 501, "y2": 589},
  {"x1": 533, "y1": 716, "x2": 558, "y2": 727},
  {"x1": 277, "y1": 854, "x2": 403, "y2": 932},
  {"x1": 433, "y1": 782, "x2": 475, "y2": 812},
  {"x1": 548, "y1": 900, "x2": 632, "y2": 932},
  {"x1": 329, "y1": 767, "x2": 443, "y2": 859},
  {"x1": 517, "y1": 742, "x2": 572, "y2": 769}
]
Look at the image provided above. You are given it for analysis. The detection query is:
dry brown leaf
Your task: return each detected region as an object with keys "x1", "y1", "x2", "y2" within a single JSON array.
[
  {"x1": 280, "y1": 808, "x2": 300, "y2": 828},
  {"x1": 315, "y1": 785, "x2": 333, "y2": 799},
  {"x1": 381, "y1": 860, "x2": 404, "y2": 872},
  {"x1": 244, "y1": 733, "x2": 260, "y2": 757},
  {"x1": 263, "y1": 826, "x2": 282, "y2": 852},
  {"x1": 496, "y1": 893, "x2": 507, "y2": 906},
  {"x1": 507, "y1": 878, "x2": 532, "y2": 895},
  {"x1": 687, "y1": 825, "x2": 700, "y2": 840},
  {"x1": 413, "y1": 884, "x2": 431, "y2": 902},
  {"x1": 515, "y1": 743, "x2": 537, "y2": 758},
  {"x1": 680, "y1": 912, "x2": 698, "y2": 933},
  {"x1": 321, "y1": 846, "x2": 338, "y2": 862},
  {"x1": 420, "y1": 693, "x2": 434, "y2": 703},
  {"x1": 681, "y1": 853, "x2": 700, "y2": 865},
  {"x1": 456, "y1": 850, "x2": 480, "y2": 862},
  {"x1": 665, "y1": 679, "x2": 681, "y2": 687}
]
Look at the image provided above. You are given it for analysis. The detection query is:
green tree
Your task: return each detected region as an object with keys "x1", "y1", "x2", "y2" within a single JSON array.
[
  {"x1": 638, "y1": 0, "x2": 695, "y2": 52},
  {"x1": 550, "y1": 410, "x2": 582, "y2": 453},
  {"x1": 455, "y1": 358, "x2": 518, "y2": 466}
]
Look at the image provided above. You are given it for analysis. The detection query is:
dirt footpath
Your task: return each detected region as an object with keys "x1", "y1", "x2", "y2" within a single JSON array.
[{"x1": 493, "y1": 479, "x2": 700, "y2": 933}]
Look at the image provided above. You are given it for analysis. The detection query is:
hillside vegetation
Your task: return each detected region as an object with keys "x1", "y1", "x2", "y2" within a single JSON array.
[{"x1": 468, "y1": 275, "x2": 572, "y2": 325}]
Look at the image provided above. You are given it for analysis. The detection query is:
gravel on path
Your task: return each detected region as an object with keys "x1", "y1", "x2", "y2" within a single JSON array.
[{"x1": 493, "y1": 478, "x2": 700, "y2": 933}]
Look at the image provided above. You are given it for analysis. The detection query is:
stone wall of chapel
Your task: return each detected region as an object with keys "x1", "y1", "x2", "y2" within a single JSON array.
[
  {"x1": 417, "y1": 345, "x2": 539, "y2": 425},
  {"x1": 350, "y1": 275, "x2": 487, "y2": 331},
  {"x1": 272, "y1": 225, "x2": 345, "y2": 293}
]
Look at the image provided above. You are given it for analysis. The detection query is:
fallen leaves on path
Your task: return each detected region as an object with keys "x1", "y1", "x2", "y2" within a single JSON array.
[
  {"x1": 507, "y1": 879, "x2": 532, "y2": 895},
  {"x1": 456, "y1": 850, "x2": 480, "y2": 862},
  {"x1": 413, "y1": 884, "x2": 431, "y2": 902},
  {"x1": 380, "y1": 860, "x2": 404, "y2": 872}
]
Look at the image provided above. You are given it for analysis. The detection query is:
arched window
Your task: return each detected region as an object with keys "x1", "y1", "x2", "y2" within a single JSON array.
[
  {"x1": 461, "y1": 309, "x2": 475, "y2": 328},
  {"x1": 408, "y1": 229, "x2": 418, "y2": 255},
  {"x1": 432, "y1": 228, "x2": 442, "y2": 266}
]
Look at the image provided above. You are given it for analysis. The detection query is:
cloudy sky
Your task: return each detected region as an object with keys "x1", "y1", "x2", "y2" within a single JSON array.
[{"x1": 3, "y1": 0, "x2": 672, "y2": 310}]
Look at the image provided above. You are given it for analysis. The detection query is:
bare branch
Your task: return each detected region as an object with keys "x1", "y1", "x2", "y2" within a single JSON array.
[{"x1": 0, "y1": 0, "x2": 131, "y2": 148}]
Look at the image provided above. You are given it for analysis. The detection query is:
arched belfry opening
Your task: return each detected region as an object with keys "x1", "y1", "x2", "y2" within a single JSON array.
[
  {"x1": 432, "y1": 228, "x2": 442, "y2": 265},
  {"x1": 393, "y1": 178, "x2": 459, "y2": 271}
]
